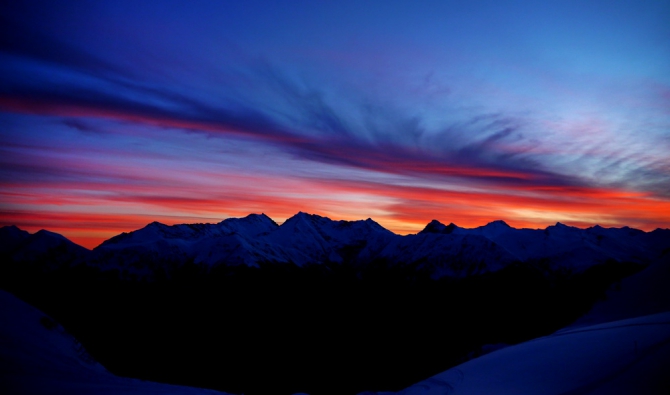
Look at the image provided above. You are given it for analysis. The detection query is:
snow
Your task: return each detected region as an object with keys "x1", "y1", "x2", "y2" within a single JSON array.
[
  {"x1": 394, "y1": 311, "x2": 670, "y2": 395},
  {"x1": 3, "y1": 213, "x2": 668, "y2": 281},
  {"x1": 568, "y1": 256, "x2": 670, "y2": 328},
  {"x1": 1, "y1": 216, "x2": 669, "y2": 394},
  {"x1": 375, "y1": 232, "x2": 516, "y2": 278},
  {"x1": 447, "y1": 220, "x2": 667, "y2": 272},
  {"x1": 382, "y1": 255, "x2": 670, "y2": 395},
  {"x1": 84, "y1": 212, "x2": 399, "y2": 274},
  {"x1": 0, "y1": 289, "x2": 235, "y2": 395},
  {"x1": 2, "y1": 284, "x2": 668, "y2": 395},
  {"x1": 266, "y1": 212, "x2": 395, "y2": 266}
]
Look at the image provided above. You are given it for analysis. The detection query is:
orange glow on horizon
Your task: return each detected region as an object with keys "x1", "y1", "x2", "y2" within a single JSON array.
[
  {"x1": 2, "y1": 96, "x2": 670, "y2": 249},
  {"x1": 3, "y1": 176, "x2": 669, "y2": 250}
]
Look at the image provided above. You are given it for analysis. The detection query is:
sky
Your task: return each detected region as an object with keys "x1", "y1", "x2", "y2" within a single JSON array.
[{"x1": 1, "y1": 0, "x2": 669, "y2": 248}]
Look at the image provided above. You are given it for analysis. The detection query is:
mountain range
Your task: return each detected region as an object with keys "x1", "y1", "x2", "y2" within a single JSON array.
[
  {"x1": 1, "y1": 213, "x2": 669, "y2": 395},
  {"x1": 3, "y1": 212, "x2": 669, "y2": 280}
]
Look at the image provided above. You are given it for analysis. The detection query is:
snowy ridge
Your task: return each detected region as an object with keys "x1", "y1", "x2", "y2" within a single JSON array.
[
  {"x1": 89, "y1": 214, "x2": 283, "y2": 275},
  {"x1": 265, "y1": 212, "x2": 395, "y2": 266},
  {"x1": 447, "y1": 220, "x2": 670, "y2": 272},
  {"x1": 2, "y1": 213, "x2": 669, "y2": 280},
  {"x1": 0, "y1": 225, "x2": 30, "y2": 255},
  {"x1": 394, "y1": 311, "x2": 670, "y2": 395},
  {"x1": 85, "y1": 212, "x2": 399, "y2": 276},
  {"x1": 0, "y1": 227, "x2": 90, "y2": 271}
]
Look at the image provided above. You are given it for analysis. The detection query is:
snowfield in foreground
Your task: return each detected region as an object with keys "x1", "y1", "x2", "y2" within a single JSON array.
[
  {"x1": 3, "y1": 281, "x2": 669, "y2": 395},
  {"x1": 393, "y1": 312, "x2": 670, "y2": 395},
  {"x1": 3, "y1": 252, "x2": 670, "y2": 395},
  {"x1": 0, "y1": 290, "x2": 232, "y2": 395}
]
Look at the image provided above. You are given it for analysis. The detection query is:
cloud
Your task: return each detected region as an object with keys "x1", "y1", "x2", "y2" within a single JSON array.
[
  {"x1": 0, "y1": 45, "x2": 583, "y2": 194},
  {"x1": 4, "y1": 37, "x2": 669, "y2": 206},
  {"x1": 2, "y1": 5, "x2": 669, "y2": 243},
  {"x1": 0, "y1": 13, "x2": 567, "y2": 192},
  {"x1": 7, "y1": 10, "x2": 651, "y2": 198}
]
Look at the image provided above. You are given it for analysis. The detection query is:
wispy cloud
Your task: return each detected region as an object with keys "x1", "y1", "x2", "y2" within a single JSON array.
[
  {"x1": 0, "y1": 49, "x2": 587, "y2": 193},
  {"x1": 1, "y1": 1, "x2": 669, "y2": 246}
]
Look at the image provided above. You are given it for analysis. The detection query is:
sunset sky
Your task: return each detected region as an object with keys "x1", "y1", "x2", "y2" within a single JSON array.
[{"x1": 1, "y1": 0, "x2": 669, "y2": 248}]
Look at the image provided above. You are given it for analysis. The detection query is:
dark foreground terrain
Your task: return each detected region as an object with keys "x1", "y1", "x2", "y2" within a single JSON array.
[{"x1": 1, "y1": 259, "x2": 643, "y2": 395}]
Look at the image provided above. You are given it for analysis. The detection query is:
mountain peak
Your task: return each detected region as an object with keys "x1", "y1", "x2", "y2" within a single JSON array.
[
  {"x1": 33, "y1": 229, "x2": 75, "y2": 243},
  {"x1": 485, "y1": 220, "x2": 510, "y2": 228},
  {"x1": 419, "y1": 220, "x2": 457, "y2": 234},
  {"x1": 548, "y1": 222, "x2": 577, "y2": 231},
  {"x1": 1, "y1": 225, "x2": 30, "y2": 238},
  {"x1": 362, "y1": 218, "x2": 392, "y2": 233},
  {"x1": 0, "y1": 225, "x2": 31, "y2": 254},
  {"x1": 364, "y1": 217, "x2": 382, "y2": 226},
  {"x1": 241, "y1": 213, "x2": 278, "y2": 226},
  {"x1": 285, "y1": 212, "x2": 326, "y2": 224}
]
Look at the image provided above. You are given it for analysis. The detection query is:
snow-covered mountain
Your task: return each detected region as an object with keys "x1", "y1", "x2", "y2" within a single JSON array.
[
  {"x1": 0, "y1": 225, "x2": 31, "y2": 255},
  {"x1": 446, "y1": 220, "x2": 670, "y2": 272},
  {"x1": 0, "y1": 226, "x2": 89, "y2": 271},
  {"x1": 84, "y1": 213, "x2": 397, "y2": 278},
  {"x1": 374, "y1": 232, "x2": 517, "y2": 278},
  {"x1": 84, "y1": 214, "x2": 279, "y2": 278},
  {"x1": 263, "y1": 212, "x2": 396, "y2": 266},
  {"x1": 2, "y1": 213, "x2": 669, "y2": 280},
  {"x1": 1, "y1": 214, "x2": 669, "y2": 395}
]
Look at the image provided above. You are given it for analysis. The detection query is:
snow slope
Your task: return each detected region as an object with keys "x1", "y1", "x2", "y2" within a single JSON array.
[
  {"x1": 393, "y1": 312, "x2": 670, "y2": 395},
  {"x1": 384, "y1": 254, "x2": 670, "y2": 395},
  {"x1": 0, "y1": 289, "x2": 234, "y2": 395},
  {"x1": 568, "y1": 256, "x2": 670, "y2": 328}
]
